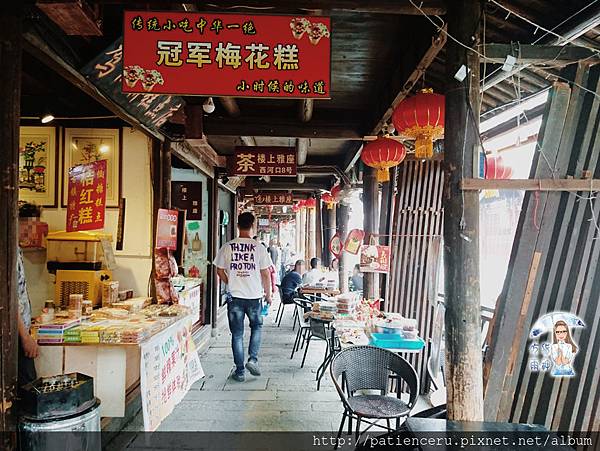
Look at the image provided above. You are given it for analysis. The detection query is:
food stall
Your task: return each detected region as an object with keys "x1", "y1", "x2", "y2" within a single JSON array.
[{"x1": 33, "y1": 230, "x2": 204, "y2": 430}]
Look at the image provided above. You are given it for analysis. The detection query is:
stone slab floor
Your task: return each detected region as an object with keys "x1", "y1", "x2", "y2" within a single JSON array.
[{"x1": 120, "y1": 299, "x2": 431, "y2": 436}]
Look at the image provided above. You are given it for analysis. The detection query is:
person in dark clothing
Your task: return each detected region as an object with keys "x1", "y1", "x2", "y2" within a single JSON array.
[
  {"x1": 280, "y1": 259, "x2": 305, "y2": 304},
  {"x1": 351, "y1": 264, "x2": 364, "y2": 292}
]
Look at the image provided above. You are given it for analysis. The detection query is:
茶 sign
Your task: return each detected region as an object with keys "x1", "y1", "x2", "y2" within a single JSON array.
[
  {"x1": 66, "y1": 160, "x2": 107, "y2": 232},
  {"x1": 231, "y1": 147, "x2": 297, "y2": 176},
  {"x1": 123, "y1": 11, "x2": 331, "y2": 98}
]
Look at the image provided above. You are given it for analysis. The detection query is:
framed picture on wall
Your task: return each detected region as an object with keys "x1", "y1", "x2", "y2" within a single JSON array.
[
  {"x1": 62, "y1": 128, "x2": 122, "y2": 208},
  {"x1": 19, "y1": 126, "x2": 58, "y2": 207}
]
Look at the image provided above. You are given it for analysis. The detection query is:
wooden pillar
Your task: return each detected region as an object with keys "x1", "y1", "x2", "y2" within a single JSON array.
[
  {"x1": 363, "y1": 166, "x2": 380, "y2": 299},
  {"x1": 210, "y1": 176, "x2": 219, "y2": 331},
  {"x1": 443, "y1": 0, "x2": 484, "y2": 421},
  {"x1": 315, "y1": 194, "x2": 323, "y2": 261},
  {"x1": 161, "y1": 139, "x2": 172, "y2": 208},
  {"x1": 337, "y1": 203, "x2": 350, "y2": 292},
  {"x1": 0, "y1": 4, "x2": 22, "y2": 441},
  {"x1": 379, "y1": 167, "x2": 396, "y2": 300},
  {"x1": 323, "y1": 203, "x2": 336, "y2": 265}
]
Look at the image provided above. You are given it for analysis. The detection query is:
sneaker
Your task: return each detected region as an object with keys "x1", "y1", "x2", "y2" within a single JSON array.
[
  {"x1": 245, "y1": 360, "x2": 261, "y2": 376},
  {"x1": 231, "y1": 372, "x2": 245, "y2": 382}
]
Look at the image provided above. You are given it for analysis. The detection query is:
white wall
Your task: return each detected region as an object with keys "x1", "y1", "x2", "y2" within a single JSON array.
[{"x1": 22, "y1": 127, "x2": 153, "y2": 315}]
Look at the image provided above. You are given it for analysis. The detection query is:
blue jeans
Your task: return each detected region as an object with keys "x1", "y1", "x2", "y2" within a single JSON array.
[{"x1": 227, "y1": 297, "x2": 263, "y2": 375}]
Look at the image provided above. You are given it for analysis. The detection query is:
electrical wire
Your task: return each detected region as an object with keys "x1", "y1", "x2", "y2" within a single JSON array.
[{"x1": 491, "y1": 0, "x2": 600, "y2": 53}]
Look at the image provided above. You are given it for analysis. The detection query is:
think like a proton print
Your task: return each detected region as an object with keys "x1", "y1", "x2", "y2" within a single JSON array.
[{"x1": 230, "y1": 242, "x2": 257, "y2": 276}]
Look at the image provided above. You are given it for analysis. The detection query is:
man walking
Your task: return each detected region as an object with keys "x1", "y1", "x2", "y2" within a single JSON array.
[{"x1": 214, "y1": 212, "x2": 273, "y2": 382}]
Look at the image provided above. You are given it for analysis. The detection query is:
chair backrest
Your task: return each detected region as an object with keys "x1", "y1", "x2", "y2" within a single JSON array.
[
  {"x1": 330, "y1": 346, "x2": 419, "y2": 408},
  {"x1": 309, "y1": 317, "x2": 329, "y2": 340}
]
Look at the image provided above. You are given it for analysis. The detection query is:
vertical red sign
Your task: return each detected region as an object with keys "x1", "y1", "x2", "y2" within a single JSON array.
[
  {"x1": 156, "y1": 208, "x2": 179, "y2": 250},
  {"x1": 66, "y1": 160, "x2": 107, "y2": 232}
]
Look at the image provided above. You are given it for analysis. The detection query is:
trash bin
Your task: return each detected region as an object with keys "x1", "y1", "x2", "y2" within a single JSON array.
[{"x1": 19, "y1": 398, "x2": 102, "y2": 451}]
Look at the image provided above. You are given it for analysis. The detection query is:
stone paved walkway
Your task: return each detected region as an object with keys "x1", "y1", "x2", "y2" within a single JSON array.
[{"x1": 123, "y1": 299, "x2": 430, "y2": 434}]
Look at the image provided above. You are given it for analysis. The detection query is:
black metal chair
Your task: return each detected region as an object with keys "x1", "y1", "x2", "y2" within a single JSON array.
[
  {"x1": 300, "y1": 317, "x2": 340, "y2": 390},
  {"x1": 330, "y1": 346, "x2": 419, "y2": 446},
  {"x1": 275, "y1": 285, "x2": 295, "y2": 327},
  {"x1": 290, "y1": 297, "x2": 313, "y2": 359}
]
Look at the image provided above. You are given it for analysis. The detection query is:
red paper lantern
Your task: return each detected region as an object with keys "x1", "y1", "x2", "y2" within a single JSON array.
[
  {"x1": 304, "y1": 198, "x2": 316, "y2": 208},
  {"x1": 485, "y1": 155, "x2": 513, "y2": 179},
  {"x1": 321, "y1": 192, "x2": 335, "y2": 209},
  {"x1": 361, "y1": 137, "x2": 406, "y2": 183},
  {"x1": 331, "y1": 184, "x2": 342, "y2": 201},
  {"x1": 392, "y1": 88, "x2": 445, "y2": 160}
]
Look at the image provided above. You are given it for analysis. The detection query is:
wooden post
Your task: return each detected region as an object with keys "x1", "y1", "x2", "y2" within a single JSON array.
[
  {"x1": 315, "y1": 194, "x2": 323, "y2": 261},
  {"x1": 337, "y1": 203, "x2": 350, "y2": 292},
  {"x1": 210, "y1": 176, "x2": 219, "y2": 330},
  {"x1": 379, "y1": 167, "x2": 396, "y2": 300},
  {"x1": 161, "y1": 139, "x2": 172, "y2": 208},
  {"x1": 323, "y1": 203, "x2": 336, "y2": 265},
  {"x1": 443, "y1": 0, "x2": 484, "y2": 421},
  {"x1": 363, "y1": 166, "x2": 380, "y2": 299},
  {"x1": 0, "y1": 4, "x2": 22, "y2": 441}
]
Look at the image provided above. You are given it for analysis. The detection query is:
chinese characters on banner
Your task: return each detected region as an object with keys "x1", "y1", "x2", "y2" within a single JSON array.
[
  {"x1": 172, "y1": 181, "x2": 202, "y2": 220},
  {"x1": 254, "y1": 192, "x2": 294, "y2": 205},
  {"x1": 66, "y1": 160, "x2": 107, "y2": 232},
  {"x1": 140, "y1": 317, "x2": 204, "y2": 431},
  {"x1": 231, "y1": 146, "x2": 297, "y2": 176},
  {"x1": 81, "y1": 38, "x2": 184, "y2": 133},
  {"x1": 123, "y1": 11, "x2": 331, "y2": 98},
  {"x1": 359, "y1": 245, "x2": 391, "y2": 274},
  {"x1": 156, "y1": 208, "x2": 179, "y2": 250}
]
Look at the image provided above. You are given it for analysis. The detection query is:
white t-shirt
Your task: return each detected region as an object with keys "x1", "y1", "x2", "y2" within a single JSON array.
[
  {"x1": 302, "y1": 268, "x2": 326, "y2": 286},
  {"x1": 213, "y1": 238, "x2": 272, "y2": 299}
]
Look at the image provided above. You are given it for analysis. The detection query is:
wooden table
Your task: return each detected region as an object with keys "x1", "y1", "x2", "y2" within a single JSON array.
[
  {"x1": 300, "y1": 287, "x2": 341, "y2": 296},
  {"x1": 333, "y1": 320, "x2": 424, "y2": 353}
]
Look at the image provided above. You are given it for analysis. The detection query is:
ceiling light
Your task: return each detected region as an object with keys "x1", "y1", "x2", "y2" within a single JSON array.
[
  {"x1": 41, "y1": 113, "x2": 54, "y2": 124},
  {"x1": 202, "y1": 97, "x2": 215, "y2": 114},
  {"x1": 99, "y1": 144, "x2": 109, "y2": 153}
]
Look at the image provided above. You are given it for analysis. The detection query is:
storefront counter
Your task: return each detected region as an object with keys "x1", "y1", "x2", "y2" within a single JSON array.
[{"x1": 36, "y1": 314, "x2": 204, "y2": 430}]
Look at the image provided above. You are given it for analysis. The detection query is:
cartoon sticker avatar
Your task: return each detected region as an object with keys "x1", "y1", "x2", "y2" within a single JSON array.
[
  {"x1": 529, "y1": 312, "x2": 584, "y2": 378},
  {"x1": 550, "y1": 320, "x2": 577, "y2": 377}
]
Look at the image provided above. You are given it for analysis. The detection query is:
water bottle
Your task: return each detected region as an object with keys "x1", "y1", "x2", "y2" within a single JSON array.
[{"x1": 261, "y1": 302, "x2": 269, "y2": 316}]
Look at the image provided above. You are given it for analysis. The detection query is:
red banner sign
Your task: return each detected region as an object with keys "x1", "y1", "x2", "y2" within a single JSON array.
[
  {"x1": 156, "y1": 208, "x2": 179, "y2": 250},
  {"x1": 360, "y1": 245, "x2": 391, "y2": 274},
  {"x1": 66, "y1": 160, "x2": 107, "y2": 232},
  {"x1": 344, "y1": 229, "x2": 365, "y2": 255},
  {"x1": 123, "y1": 11, "x2": 331, "y2": 98},
  {"x1": 232, "y1": 147, "x2": 296, "y2": 176},
  {"x1": 254, "y1": 192, "x2": 294, "y2": 205}
]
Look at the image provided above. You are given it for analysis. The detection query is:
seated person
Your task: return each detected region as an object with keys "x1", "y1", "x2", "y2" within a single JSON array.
[
  {"x1": 351, "y1": 264, "x2": 364, "y2": 292},
  {"x1": 280, "y1": 259, "x2": 305, "y2": 304},
  {"x1": 302, "y1": 257, "x2": 326, "y2": 286}
]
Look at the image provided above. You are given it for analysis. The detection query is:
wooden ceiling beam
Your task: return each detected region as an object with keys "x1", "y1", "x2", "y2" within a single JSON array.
[
  {"x1": 481, "y1": 44, "x2": 599, "y2": 65},
  {"x1": 203, "y1": 117, "x2": 362, "y2": 139},
  {"x1": 93, "y1": 0, "x2": 446, "y2": 15},
  {"x1": 343, "y1": 25, "x2": 447, "y2": 172}
]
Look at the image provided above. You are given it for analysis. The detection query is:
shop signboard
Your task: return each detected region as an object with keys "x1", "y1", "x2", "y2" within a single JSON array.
[
  {"x1": 254, "y1": 192, "x2": 294, "y2": 205},
  {"x1": 344, "y1": 228, "x2": 365, "y2": 255},
  {"x1": 172, "y1": 181, "x2": 202, "y2": 220},
  {"x1": 231, "y1": 146, "x2": 297, "y2": 176},
  {"x1": 329, "y1": 233, "x2": 342, "y2": 258},
  {"x1": 81, "y1": 37, "x2": 184, "y2": 133},
  {"x1": 359, "y1": 244, "x2": 391, "y2": 274},
  {"x1": 123, "y1": 11, "x2": 331, "y2": 98},
  {"x1": 156, "y1": 208, "x2": 179, "y2": 250},
  {"x1": 66, "y1": 160, "x2": 107, "y2": 232},
  {"x1": 140, "y1": 317, "x2": 204, "y2": 431}
]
